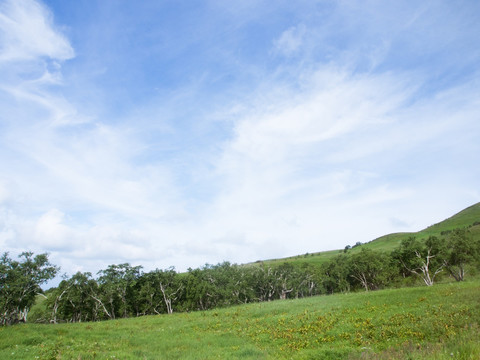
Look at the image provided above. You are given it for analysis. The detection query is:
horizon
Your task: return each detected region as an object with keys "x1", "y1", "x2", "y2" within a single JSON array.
[{"x1": 1, "y1": 0, "x2": 479, "y2": 278}]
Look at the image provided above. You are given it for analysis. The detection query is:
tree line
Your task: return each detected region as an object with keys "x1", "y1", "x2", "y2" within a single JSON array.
[{"x1": 1, "y1": 228, "x2": 479, "y2": 325}]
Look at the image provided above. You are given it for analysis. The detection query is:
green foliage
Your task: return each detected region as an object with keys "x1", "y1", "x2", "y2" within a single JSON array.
[
  {"x1": 136, "y1": 267, "x2": 183, "y2": 314},
  {"x1": 7, "y1": 227, "x2": 480, "y2": 326},
  {"x1": 47, "y1": 272, "x2": 100, "y2": 323},
  {"x1": 391, "y1": 236, "x2": 446, "y2": 286},
  {"x1": 347, "y1": 248, "x2": 396, "y2": 291},
  {"x1": 97, "y1": 263, "x2": 143, "y2": 319},
  {"x1": 0, "y1": 252, "x2": 58, "y2": 325},
  {"x1": 444, "y1": 229, "x2": 479, "y2": 281},
  {"x1": 320, "y1": 254, "x2": 351, "y2": 294}
]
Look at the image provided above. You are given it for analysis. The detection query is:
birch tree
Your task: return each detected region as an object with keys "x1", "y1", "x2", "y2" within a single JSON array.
[
  {"x1": 392, "y1": 236, "x2": 446, "y2": 286},
  {"x1": 154, "y1": 268, "x2": 183, "y2": 314}
]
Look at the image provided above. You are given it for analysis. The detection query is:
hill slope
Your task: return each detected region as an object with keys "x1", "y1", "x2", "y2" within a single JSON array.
[
  {"x1": 261, "y1": 202, "x2": 480, "y2": 268},
  {"x1": 369, "y1": 201, "x2": 480, "y2": 249}
]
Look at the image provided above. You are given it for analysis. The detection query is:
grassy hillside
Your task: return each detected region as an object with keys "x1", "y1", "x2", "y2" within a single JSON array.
[
  {"x1": 260, "y1": 202, "x2": 480, "y2": 268},
  {"x1": 370, "y1": 202, "x2": 480, "y2": 250},
  {"x1": 1, "y1": 279, "x2": 479, "y2": 359}
]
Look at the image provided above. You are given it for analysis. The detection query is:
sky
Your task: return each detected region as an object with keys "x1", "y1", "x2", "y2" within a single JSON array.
[{"x1": 0, "y1": 0, "x2": 479, "y2": 278}]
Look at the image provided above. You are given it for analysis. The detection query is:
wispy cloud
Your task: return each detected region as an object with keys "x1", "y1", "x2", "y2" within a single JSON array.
[
  {"x1": 0, "y1": 0, "x2": 73, "y2": 62},
  {"x1": 0, "y1": 0, "x2": 479, "y2": 277},
  {"x1": 202, "y1": 62, "x2": 479, "y2": 258}
]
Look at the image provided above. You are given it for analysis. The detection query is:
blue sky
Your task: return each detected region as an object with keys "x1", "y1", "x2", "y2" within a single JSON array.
[{"x1": 0, "y1": 0, "x2": 479, "y2": 276}]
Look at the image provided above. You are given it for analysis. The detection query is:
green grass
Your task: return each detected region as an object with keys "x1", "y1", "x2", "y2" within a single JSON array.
[
  {"x1": 421, "y1": 203, "x2": 480, "y2": 234},
  {"x1": 1, "y1": 279, "x2": 479, "y2": 359},
  {"x1": 258, "y1": 249, "x2": 341, "y2": 268}
]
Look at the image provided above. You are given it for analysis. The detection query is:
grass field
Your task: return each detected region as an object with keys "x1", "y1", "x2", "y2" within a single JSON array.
[{"x1": 1, "y1": 279, "x2": 479, "y2": 359}]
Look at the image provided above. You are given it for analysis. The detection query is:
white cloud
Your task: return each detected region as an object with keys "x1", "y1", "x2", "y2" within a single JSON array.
[
  {"x1": 33, "y1": 209, "x2": 70, "y2": 250},
  {"x1": 0, "y1": 0, "x2": 74, "y2": 62}
]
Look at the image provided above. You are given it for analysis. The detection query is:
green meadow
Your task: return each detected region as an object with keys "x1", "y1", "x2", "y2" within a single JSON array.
[{"x1": 1, "y1": 279, "x2": 479, "y2": 359}]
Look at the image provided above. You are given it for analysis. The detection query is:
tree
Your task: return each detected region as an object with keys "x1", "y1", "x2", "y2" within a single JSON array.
[
  {"x1": 0, "y1": 252, "x2": 58, "y2": 325},
  {"x1": 443, "y1": 229, "x2": 478, "y2": 281},
  {"x1": 136, "y1": 271, "x2": 161, "y2": 316},
  {"x1": 392, "y1": 236, "x2": 446, "y2": 286},
  {"x1": 183, "y1": 266, "x2": 217, "y2": 311},
  {"x1": 97, "y1": 263, "x2": 142, "y2": 319},
  {"x1": 154, "y1": 268, "x2": 183, "y2": 314},
  {"x1": 225, "y1": 264, "x2": 256, "y2": 304},
  {"x1": 320, "y1": 255, "x2": 350, "y2": 294},
  {"x1": 48, "y1": 272, "x2": 99, "y2": 323},
  {"x1": 347, "y1": 249, "x2": 394, "y2": 291},
  {"x1": 253, "y1": 265, "x2": 278, "y2": 302},
  {"x1": 275, "y1": 263, "x2": 296, "y2": 300},
  {"x1": 135, "y1": 268, "x2": 183, "y2": 315},
  {"x1": 295, "y1": 263, "x2": 318, "y2": 298}
]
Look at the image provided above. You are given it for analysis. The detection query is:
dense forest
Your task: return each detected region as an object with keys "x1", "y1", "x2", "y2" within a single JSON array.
[{"x1": 2, "y1": 226, "x2": 479, "y2": 326}]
